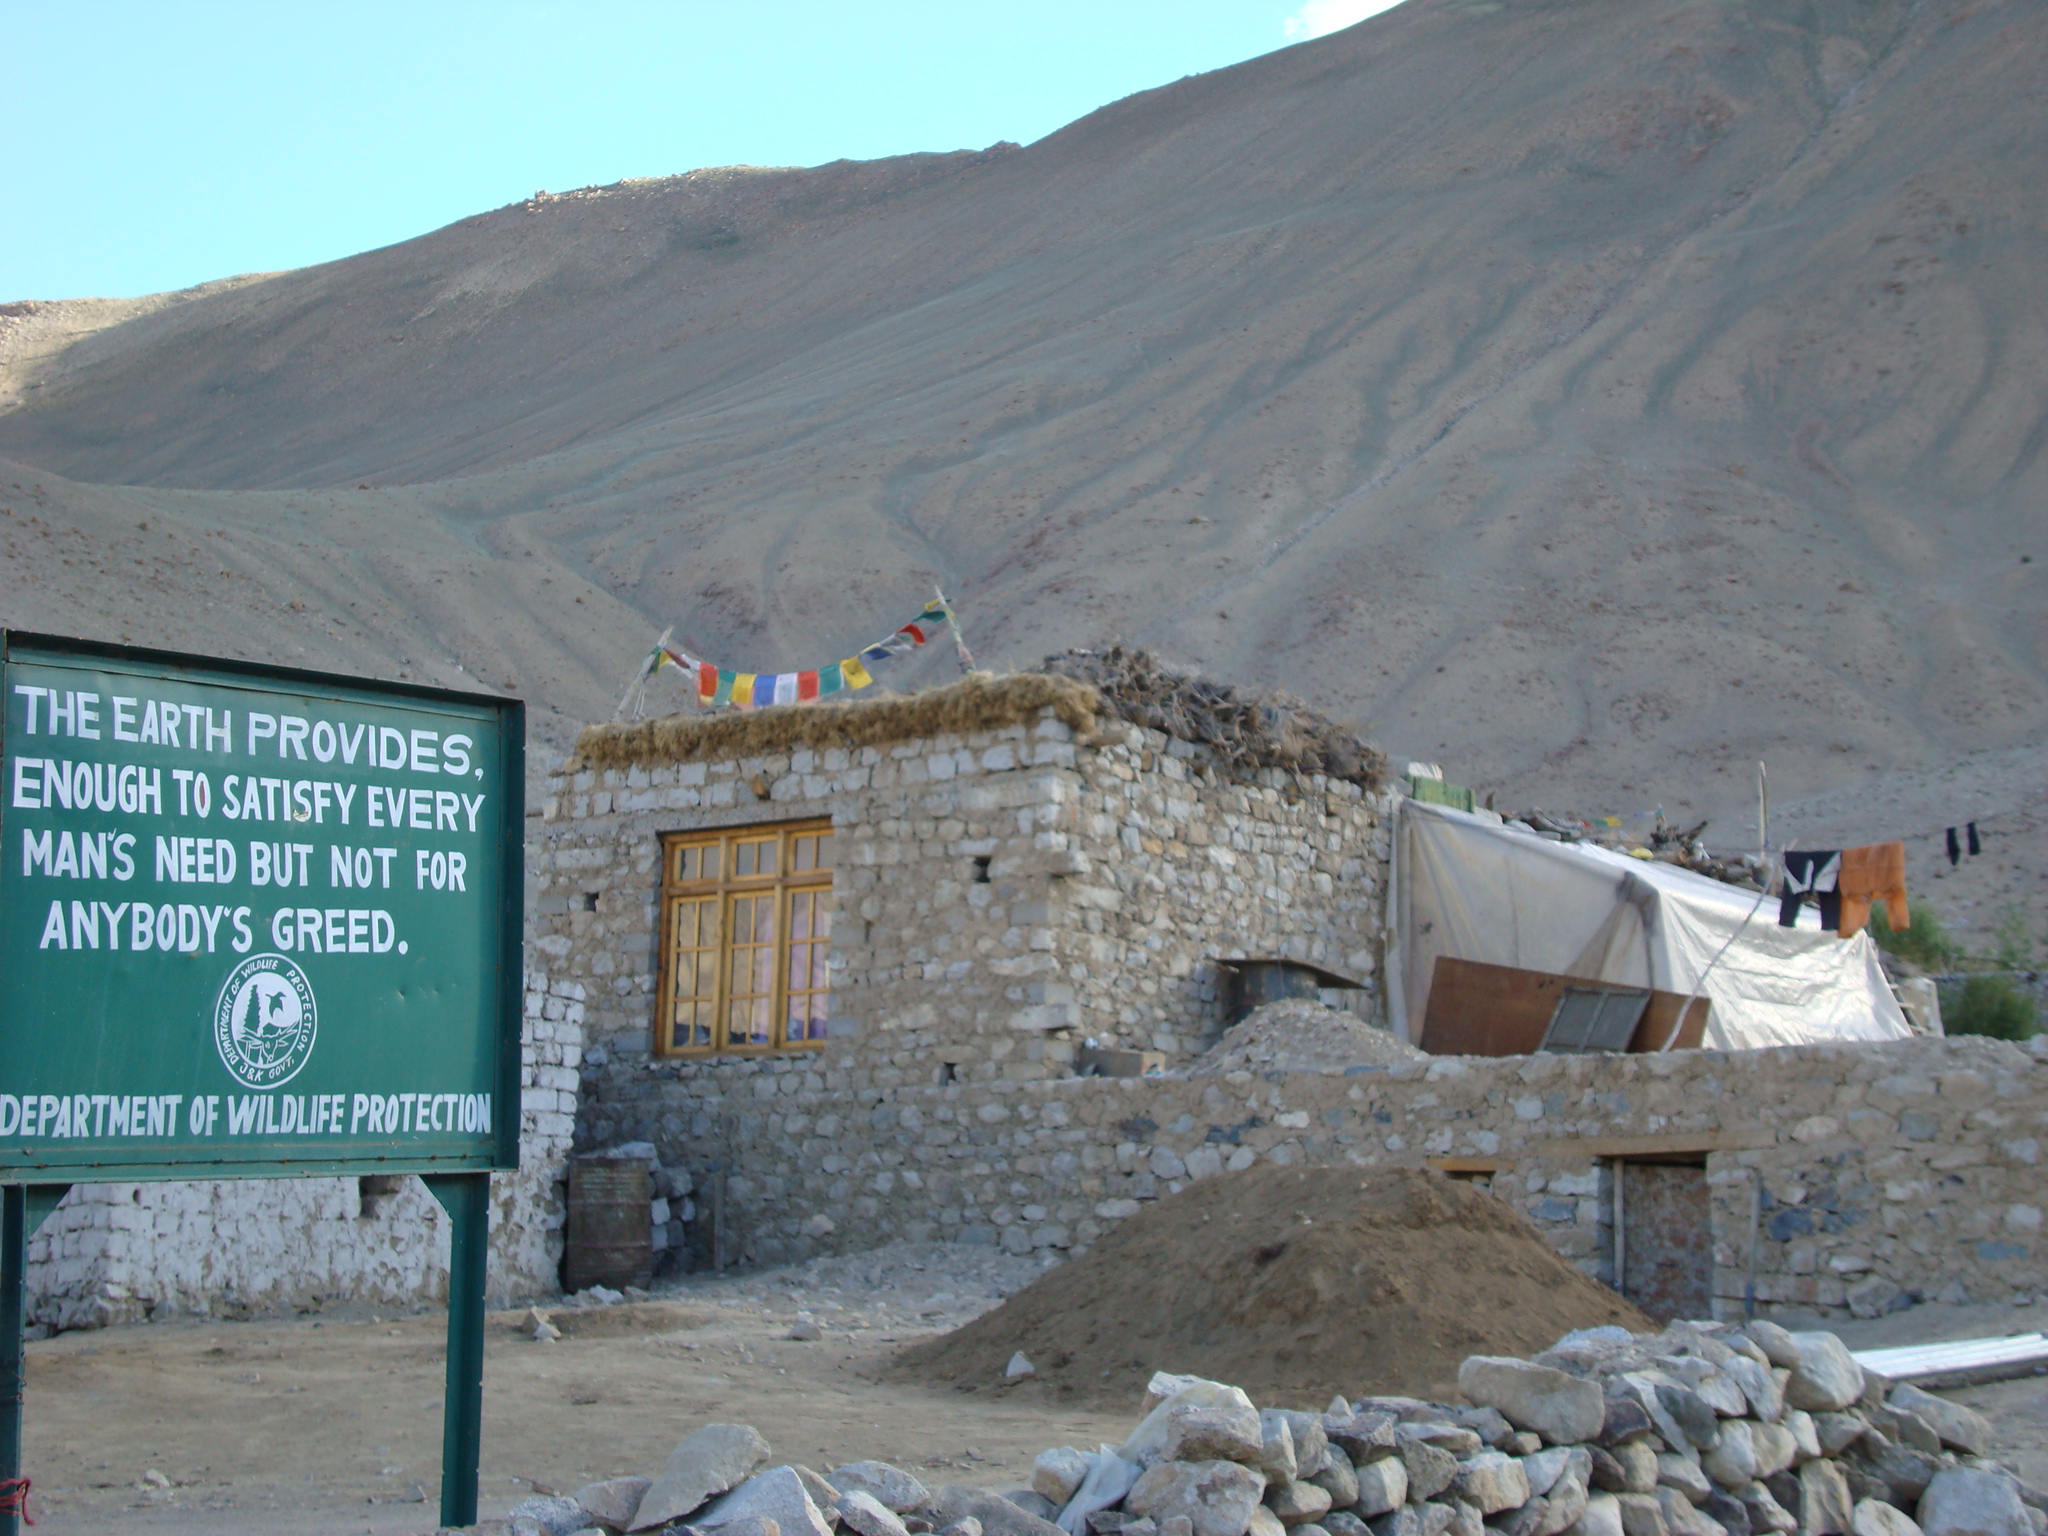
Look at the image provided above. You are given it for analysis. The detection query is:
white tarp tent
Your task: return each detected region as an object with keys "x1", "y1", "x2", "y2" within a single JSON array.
[{"x1": 1387, "y1": 799, "x2": 1912, "y2": 1050}]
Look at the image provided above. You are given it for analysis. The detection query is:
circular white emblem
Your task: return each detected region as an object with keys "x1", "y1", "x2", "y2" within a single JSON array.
[{"x1": 212, "y1": 954, "x2": 318, "y2": 1090}]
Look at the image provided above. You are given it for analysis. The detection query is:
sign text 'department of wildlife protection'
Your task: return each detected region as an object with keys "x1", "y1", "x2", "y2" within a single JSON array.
[{"x1": 0, "y1": 633, "x2": 522, "y2": 1181}]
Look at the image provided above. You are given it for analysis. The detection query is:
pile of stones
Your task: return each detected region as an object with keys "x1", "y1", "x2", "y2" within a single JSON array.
[
  {"x1": 505, "y1": 1320, "x2": 2045, "y2": 1536},
  {"x1": 1191, "y1": 1000, "x2": 1425, "y2": 1077}
]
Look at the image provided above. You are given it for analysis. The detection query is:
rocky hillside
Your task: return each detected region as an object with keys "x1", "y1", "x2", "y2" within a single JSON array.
[{"x1": 2, "y1": 0, "x2": 2043, "y2": 936}]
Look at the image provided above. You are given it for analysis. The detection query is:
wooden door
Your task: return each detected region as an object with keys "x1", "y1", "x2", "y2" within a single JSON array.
[{"x1": 1620, "y1": 1160, "x2": 1713, "y2": 1323}]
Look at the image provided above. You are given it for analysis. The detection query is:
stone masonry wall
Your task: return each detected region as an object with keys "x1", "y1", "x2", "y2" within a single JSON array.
[
  {"x1": 23, "y1": 967, "x2": 578, "y2": 1329},
  {"x1": 588, "y1": 1031, "x2": 2047, "y2": 1319},
  {"x1": 544, "y1": 700, "x2": 1387, "y2": 1110}
]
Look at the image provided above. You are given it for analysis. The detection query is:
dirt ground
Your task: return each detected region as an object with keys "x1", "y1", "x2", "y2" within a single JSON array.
[
  {"x1": 18, "y1": 1243, "x2": 2048, "y2": 1535},
  {"x1": 18, "y1": 1243, "x2": 1134, "y2": 1535}
]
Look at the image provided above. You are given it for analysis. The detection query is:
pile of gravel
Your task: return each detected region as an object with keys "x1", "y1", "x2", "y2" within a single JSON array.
[{"x1": 1192, "y1": 1001, "x2": 1426, "y2": 1078}]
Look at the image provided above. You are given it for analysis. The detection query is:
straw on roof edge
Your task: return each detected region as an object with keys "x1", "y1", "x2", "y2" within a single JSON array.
[{"x1": 570, "y1": 671, "x2": 1103, "y2": 772}]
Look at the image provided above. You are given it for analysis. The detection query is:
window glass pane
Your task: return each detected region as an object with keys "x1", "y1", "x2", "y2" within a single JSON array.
[
  {"x1": 674, "y1": 1002, "x2": 711, "y2": 1051},
  {"x1": 814, "y1": 833, "x2": 834, "y2": 871},
  {"x1": 725, "y1": 892, "x2": 776, "y2": 1048},
  {"x1": 783, "y1": 886, "x2": 831, "y2": 1047},
  {"x1": 792, "y1": 835, "x2": 816, "y2": 872},
  {"x1": 756, "y1": 838, "x2": 778, "y2": 875},
  {"x1": 733, "y1": 841, "x2": 754, "y2": 878}
]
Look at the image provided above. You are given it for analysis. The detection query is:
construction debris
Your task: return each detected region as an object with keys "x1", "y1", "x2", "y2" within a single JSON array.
[
  {"x1": 1192, "y1": 1001, "x2": 1426, "y2": 1077},
  {"x1": 508, "y1": 1317, "x2": 2048, "y2": 1536}
]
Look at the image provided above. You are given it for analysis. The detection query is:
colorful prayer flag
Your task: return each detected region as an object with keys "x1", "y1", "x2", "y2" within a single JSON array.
[{"x1": 636, "y1": 597, "x2": 959, "y2": 715}]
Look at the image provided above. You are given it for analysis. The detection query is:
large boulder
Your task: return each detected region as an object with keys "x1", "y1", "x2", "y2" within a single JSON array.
[
  {"x1": 829, "y1": 1462, "x2": 932, "y2": 1516},
  {"x1": 1126, "y1": 1385, "x2": 1262, "y2": 1466},
  {"x1": 574, "y1": 1477, "x2": 653, "y2": 1531},
  {"x1": 697, "y1": 1467, "x2": 836, "y2": 1536},
  {"x1": 1652, "y1": 1486, "x2": 1721, "y2": 1536},
  {"x1": 1326, "y1": 1416, "x2": 1399, "y2": 1466},
  {"x1": 632, "y1": 1424, "x2": 774, "y2": 1532},
  {"x1": 1740, "y1": 1479, "x2": 1799, "y2": 1535},
  {"x1": 1567, "y1": 1494, "x2": 1627, "y2": 1536},
  {"x1": 841, "y1": 1491, "x2": 914, "y2": 1536},
  {"x1": 1352, "y1": 1456, "x2": 1409, "y2": 1516},
  {"x1": 1704, "y1": 1423, "x2": 1760, "y2": 1491},
  {"x1": 1035, "y1": 1450, "x2": 1093, "y2": 1507},
  {"x1": 1600, "y1": 1398, "x2": 1659, "y2": 1450},
  {"x1": 1268, "y1": 1479, "x2": 1334, "y2": 1525},
  {"x1": 1401, "y1": 1425, "x2": 1485, "y2": 1458},
  {"x1": 1452, "y1": 1451, "x2": 1532, "y2": 1515},
  {"x1": 1783, "y1": 1336, "x2": 1866, "y2": 1415},
  {"x1": 1169, "y1": 1407, "x2": 1268, "y2": 1468},
  {"x1": 924, "y1": 1487, "x2": 1068, "y2": 1536},
  {"x1": 1613, "y1": 1446, "x2": 1659, "y2": 1497},
  {"x1": 1657, "y1": 1456, "x2": 1712, "y2": 1506},
  {"x1": 1851, "y1": 1502, "x2": 1924, "y2": 1536},
  {"x1": 1795, "y1": 1459, "x2": 1854, "y2": 1536},
  {"x1": 509, "y1": 1495, "x2": 591, "y2": 1536},
  {"x1": 1614, "y1": 1492, "x2": 1670, "y2": 1536},
  {"x1": 1654, "y1": 1386, "x2": 1723, "y2": 1451},
  {"x1": 1723, "y1": 1358, "x2": 1787, "y2": 1424},
  {"x1": 1309, "y1": 1446, "x2": 1359, "y2": 1509},
  {"x1": 1886, "y1": 1387, "x2": 1991, "y2": 1458},
  {"x1": 1460, "y1": 1359, "x2": 1606, "y2": 1447},
  {"x1": 1126, "y1": 1461, "x2": 1270, "y2": 1536},
  {"x1": 1399, "y1": 1443, "x2": 1458, "y2": 1504},
  {"x1": 1524, "y1": 1450, "x2": 1578, "y2": 1500},
  {"x1": 1266, "y1": 1412, "x2": 1332, "y2": 1480},
  {"x1": 1745, "y1": 1324, "x2": 1801, "y2": 1370},
  {"x1": 1916, "y1": 1471, "x2": 2032, "y2": 1536},
  {"x1": 1752, "y1": 1425, "x2": 1799, "y2": 1482}
]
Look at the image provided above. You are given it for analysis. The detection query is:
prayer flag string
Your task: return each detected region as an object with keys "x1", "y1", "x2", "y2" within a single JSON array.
[{"x1": 624, "y1": 595, "x2": 971, "y2": 718}]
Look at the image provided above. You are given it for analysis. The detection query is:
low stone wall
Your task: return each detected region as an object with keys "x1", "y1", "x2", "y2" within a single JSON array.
[
  {"x1": 587, "y1": 1033, "x2": 2047, "y2": 1318},
  {"x1": 23, "y1": 968, "x2": 580, "y2": 1328}
]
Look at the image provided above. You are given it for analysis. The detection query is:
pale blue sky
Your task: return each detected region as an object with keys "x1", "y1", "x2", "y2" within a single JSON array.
[{"x1": 4, "y1": 1, "x2": 1399, "y2": 302}]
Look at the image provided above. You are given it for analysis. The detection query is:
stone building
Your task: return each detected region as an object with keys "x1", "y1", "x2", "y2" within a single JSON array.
[{"x1": 545, "y1": 670, "x2": 1393, "y2": 1267}]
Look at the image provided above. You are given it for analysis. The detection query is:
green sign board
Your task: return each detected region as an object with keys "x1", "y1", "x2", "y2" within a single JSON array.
[{"x1": 0, "y1": 633, "x2": 522, "y2": 1181}]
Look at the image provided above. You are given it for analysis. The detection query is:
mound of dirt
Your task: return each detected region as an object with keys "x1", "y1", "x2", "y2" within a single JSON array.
[
  {"x1": 890, "y1": 1167, "x2": 1649, "y2": 1408},
  {"x1": 1192, "y1": 1000, "x2": 1427, "y2": 1076}
]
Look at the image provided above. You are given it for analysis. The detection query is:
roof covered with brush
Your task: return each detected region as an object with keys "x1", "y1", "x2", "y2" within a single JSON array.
[{"x1": 571, "y1": 648, "x2": 1384, "y2": 790}]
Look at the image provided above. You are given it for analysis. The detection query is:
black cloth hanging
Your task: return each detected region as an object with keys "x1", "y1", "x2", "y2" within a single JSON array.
[
  {"x1": 1947, "y1": 827, "x2": 1962, "y2": 866},
  {"x1": 1781, "y1": 849, "x2": 1843, "y2": 929},
  {"x1": 1968, "y1": 821, "x2": 1982, "y2": 856}
]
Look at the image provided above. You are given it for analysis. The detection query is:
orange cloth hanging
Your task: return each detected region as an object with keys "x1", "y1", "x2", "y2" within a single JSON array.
[{"x1": 1837, "y1": 841, "x2": 1908, "y2": 938}]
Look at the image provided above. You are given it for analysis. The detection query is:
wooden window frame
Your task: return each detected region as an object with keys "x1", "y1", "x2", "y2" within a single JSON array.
[{"x1": 656, "y1": 819, "x2": 835, "y2": 1057}]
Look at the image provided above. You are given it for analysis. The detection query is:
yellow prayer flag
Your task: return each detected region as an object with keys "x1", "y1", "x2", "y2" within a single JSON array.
[
  {"x1": 841, "y1": 656, "x2": 873, "y2": 689},
  {"x1": 733, "y1": 673, "x2": 757, "y2": 706}
]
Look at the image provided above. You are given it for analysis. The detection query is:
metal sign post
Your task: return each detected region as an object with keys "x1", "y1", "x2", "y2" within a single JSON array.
[{"x1": 0, "y1": 633, "x2": 523, "y2": 1531}]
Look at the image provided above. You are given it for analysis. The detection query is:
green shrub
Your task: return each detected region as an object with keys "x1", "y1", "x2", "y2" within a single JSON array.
[
  {"x1": 1993, "y1": 903, "x2": 2037, "y2": 971},
  {"x1": 1867, "y1": 900, "x2": 1960, "y2": 970},
  {"x1": 1946, "y1": 975, "x2": 2040, "y2": 1041}
]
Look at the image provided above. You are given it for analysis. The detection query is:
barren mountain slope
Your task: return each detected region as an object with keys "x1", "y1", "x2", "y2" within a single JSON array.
[{"x1": 2, "y1": 0, "x2": 2044, "y2": 940}]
